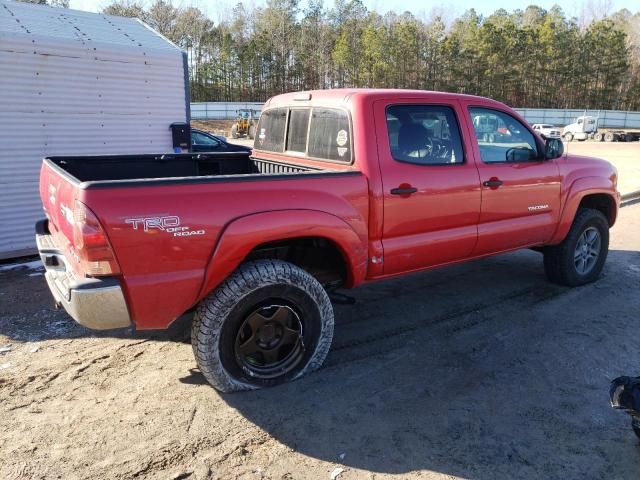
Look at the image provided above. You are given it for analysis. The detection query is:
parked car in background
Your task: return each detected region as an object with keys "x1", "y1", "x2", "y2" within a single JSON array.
[
  {"x1": 532, "y1": 124, "x2": 561, "y2": 138},
  {"x1": 191, "y1": 128, "x2": 252, "y2": 153}
]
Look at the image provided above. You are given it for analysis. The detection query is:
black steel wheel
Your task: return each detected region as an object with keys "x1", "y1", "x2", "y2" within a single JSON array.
[
  {"x1": 234, "y1": 303, "x2": 305, "y2": 379},
  {"x1": 192, "y1": 260, "x2": 334, "y2": 392}
]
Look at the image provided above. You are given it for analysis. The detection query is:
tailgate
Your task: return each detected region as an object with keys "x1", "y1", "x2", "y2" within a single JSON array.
[{"x1": 39, "y1": 160, "x2": 82, "y2": 274}]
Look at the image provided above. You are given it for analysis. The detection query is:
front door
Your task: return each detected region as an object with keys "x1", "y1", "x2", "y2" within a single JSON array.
[
  {"x1": 374, "y1": 100, "x2": 482, "y2": 276},
  {"x1": 465, "y1": 106, "x2": 561, "y2": 255}
]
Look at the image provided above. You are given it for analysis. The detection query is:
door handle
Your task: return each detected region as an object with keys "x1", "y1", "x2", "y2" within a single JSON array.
[
  {"x1": 390, "y1": 187, "x2": 418, "y2": 195},
  {"x1": 483, "y1": 179, "x2": 503, "y2": 188}
]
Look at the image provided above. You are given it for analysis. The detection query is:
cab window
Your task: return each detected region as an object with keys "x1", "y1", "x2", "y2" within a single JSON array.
[
  {"x1": 308, "y1": 108, "x2": 351, "y2": 162},
  {"x1": 255, "y1": 108, "x2": 287, "y2": 152},
  {"x1": 469, "y1": 108, "x2": 539, "y2": 163},
  {"x1": 386, "y1": 105, "x2": 464, "y2": 165}
]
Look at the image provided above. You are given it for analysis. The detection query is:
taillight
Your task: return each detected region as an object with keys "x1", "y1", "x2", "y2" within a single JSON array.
[{"x1": 73, "y1": 200, "x2": 120, "y2": 277}]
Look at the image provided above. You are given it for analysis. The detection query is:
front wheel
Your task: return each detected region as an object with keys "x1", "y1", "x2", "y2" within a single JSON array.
[
  {"x1": 563, "y1": 132, "x2": 574, "y2": 142},
  {"x1": 543, "y1": 208, "x2": 609, "y2": 286},
  {"x1": 192, "y1": 260, "x2": 334, "y2": 392}
]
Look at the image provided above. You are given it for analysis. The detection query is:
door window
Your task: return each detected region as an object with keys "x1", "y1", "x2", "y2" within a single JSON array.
[
  {"x1": 386, "y1": 105, "x2": 464, "y2": 165},
  {"x1": 469, "y1": 108, "x2": 539, "y2": 163},
  {"x1": 192, "y1": 131, "x2": 220, "y2": 146}
]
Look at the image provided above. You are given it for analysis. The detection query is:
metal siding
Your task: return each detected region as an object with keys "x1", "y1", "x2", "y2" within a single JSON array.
[{"x1": 0, "y1": 0, "x2": 187, "y2": 259}]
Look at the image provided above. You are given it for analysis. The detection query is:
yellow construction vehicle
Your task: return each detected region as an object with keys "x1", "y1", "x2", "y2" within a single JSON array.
[{"x1": 230, "y1": 109, "x2": 258, "y2": 139}]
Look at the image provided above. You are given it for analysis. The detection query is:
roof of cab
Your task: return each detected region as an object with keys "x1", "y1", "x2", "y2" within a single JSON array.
[{"x1": 264, "y1": 88, "x2": 509, "y2": 110}]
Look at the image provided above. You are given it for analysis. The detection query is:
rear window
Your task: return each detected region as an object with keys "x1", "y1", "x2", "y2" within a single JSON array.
[
  {"x1": 255, "y1": 107, "x2": 351, "y2": 162},
  {"x1": 286, "y1": 109, "x2": 310, "y2": 153},
  {"x1": 308, "y1": 108, "x2": 351, "y2": 162},
  {"x1": 255, "y1": 108, "x2": 287, "y2": 152}
]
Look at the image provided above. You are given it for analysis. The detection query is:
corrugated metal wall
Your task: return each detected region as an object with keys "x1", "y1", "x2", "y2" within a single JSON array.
[{"x1": 0, "y1": 1, "x2": 187, "y2": 259}]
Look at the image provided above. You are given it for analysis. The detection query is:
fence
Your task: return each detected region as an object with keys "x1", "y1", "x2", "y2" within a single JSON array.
[
  {"x1": 191, "y1": 102, "x2": 640, "y2": 129},
  {"x1": 515, "y1": 108, "x2": 640, "y2": 129},
  {"x1": 190, "y1": 102, "x2": 264, "y2": 120}
]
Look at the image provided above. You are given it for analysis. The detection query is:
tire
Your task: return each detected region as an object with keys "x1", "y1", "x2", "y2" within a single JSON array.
[
  {"x1": 248, "y1": 124, "x2": 256, "y2": 140},
  {"x1": 564, "y1": 132, "x2": 573, "y2": 142},
  {"x1": 604, "y1": 131, "x2": 615, "y2": 142},
  {"x1": 543, "y1": 208, "x2": 609, "y2": 287},
  {"x1": 191, "y1": 260, "x2": 334, "y2": 392},
  {"x1": 625, "y1": 133, "x2": 634, "y2": 143},
  {"x1": 594, "y1": 132, "x2": 603, "y2": 142},
  {"x1": 230, "y1": 124, "x2": 238, "y2": 139}
]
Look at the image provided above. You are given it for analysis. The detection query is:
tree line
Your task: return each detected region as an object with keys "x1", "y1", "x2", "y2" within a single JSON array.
[{"x1": 20, "y1": 0, "x2": 640, "y2": 110}]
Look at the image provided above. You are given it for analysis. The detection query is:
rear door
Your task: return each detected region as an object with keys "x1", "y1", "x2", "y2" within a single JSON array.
[
  {"x1": 374, "y1": 99, "x2": 482, "y2": 276},
  {"x1": 464, "y1": 106, "x2": 561, "y2": 255}
]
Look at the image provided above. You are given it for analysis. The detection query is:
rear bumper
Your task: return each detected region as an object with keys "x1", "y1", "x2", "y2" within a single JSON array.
[{"x1": 35, "y1": 219, "x2": 131, "y2": 330}]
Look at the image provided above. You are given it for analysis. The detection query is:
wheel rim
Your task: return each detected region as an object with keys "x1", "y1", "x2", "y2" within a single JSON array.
[
  {"x1": 234, "y1": 303, "x2": 305, "y2": 379},
  {"x1": 574, "y1": 227, "x2": 601, "y2": 275}
]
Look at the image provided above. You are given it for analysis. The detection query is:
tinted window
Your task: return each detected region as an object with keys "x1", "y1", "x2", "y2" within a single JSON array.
[
  {"x1": 308, "y1": 108, "x2": 351, "y2": 162},
  {"x1": 286, "y1": 109, "x2": 310, "y2": 153},
  {"x1": 255, "y1": 108, "x2": 287, "y2": 152},
  {"x1": 469, "y1": 108, "x2": 539, "y2": 163},
  {"x1": 192, "y1": 131, "x2": 219, "y2": 146},
  {"x1": 386, "y1": 105, "x2": 464, "y2": 165}
]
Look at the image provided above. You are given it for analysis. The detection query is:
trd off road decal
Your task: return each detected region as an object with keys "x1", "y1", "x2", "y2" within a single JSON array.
[{"x1": 125, "y1": 215, "x2": 205, "y2": 237}]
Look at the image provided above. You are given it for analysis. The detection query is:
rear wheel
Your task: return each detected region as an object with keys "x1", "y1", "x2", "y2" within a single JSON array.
[
  {"x1": 248, "y1": 124, "x2": 256, "y2": 140},
  {"x1": 604, "y1": 131, "x2": 615, "y2": 142},
  {"x1": 230, "y1": 124, "x2": 239, "y2": 139},
  {"x1": 192, "y1": 260, "x2": 334, "y2": 392},
  {"x1": 594, "y1": 132, "x2": 603, "y2": 142},
  {"x1": 543, "y1": 208, "x2": 609, "y2": 286}
]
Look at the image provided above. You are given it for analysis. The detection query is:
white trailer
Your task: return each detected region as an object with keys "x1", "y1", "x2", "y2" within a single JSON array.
[
  {"x1": 0, "y1": 0, "x2": 189, "y2": 259},
  {"x1": 562, "y1": 115, "x2": 640, "y2": 142}
]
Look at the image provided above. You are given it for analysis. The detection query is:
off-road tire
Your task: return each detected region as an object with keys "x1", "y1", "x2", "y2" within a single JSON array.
[
  {"x1": 230, "y1": 124, "x2": 239, "y2": 139},
  {"x1": 248, "y1": 124, "x2": 256, "y2": 140},
  {"x1": 543, "y1": 208, "x2": 609, "y2": 286},
  {"x1": 191, "y1": 260, "x2": 334, "y2": 392}
]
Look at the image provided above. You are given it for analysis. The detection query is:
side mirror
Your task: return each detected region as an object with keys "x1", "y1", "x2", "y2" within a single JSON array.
[{"x1": 544, "y1": 137, "x2": 564, "y2": 160}]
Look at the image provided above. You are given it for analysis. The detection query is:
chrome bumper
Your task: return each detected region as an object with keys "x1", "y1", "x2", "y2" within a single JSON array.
[{"x1": 35, "y1": 219, "x2": 131, "y2": 330}]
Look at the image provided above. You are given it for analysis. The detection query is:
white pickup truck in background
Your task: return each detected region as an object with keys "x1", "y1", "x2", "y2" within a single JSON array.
[{"x1": 532, "y1": 123, "x2": 562, "y2": 138}]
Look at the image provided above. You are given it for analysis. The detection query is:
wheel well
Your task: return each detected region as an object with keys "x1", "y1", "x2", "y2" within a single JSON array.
[
  {"x1": 245, "y1": 237, "x2": 348, "y2": 288},
  {"x1": 579, "y1": 194, "x2": 616, "y2": 226}
]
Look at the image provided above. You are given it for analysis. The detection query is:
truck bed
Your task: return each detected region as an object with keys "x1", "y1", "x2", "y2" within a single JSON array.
[{"x1": 45, "y1": 152, "x2": 322, "y2": 185}]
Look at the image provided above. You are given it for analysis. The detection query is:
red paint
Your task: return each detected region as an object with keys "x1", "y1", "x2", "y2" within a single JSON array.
[{"x1": 39, "y1": 89, "x2": 620, "y2": 330}]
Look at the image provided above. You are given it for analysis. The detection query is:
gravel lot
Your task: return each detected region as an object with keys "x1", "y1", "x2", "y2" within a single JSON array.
[{"x1": 1, "y1": 203, "x2": 639, "y2": 480}]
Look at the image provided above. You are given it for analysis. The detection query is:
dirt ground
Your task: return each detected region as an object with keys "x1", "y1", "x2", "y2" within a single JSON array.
[{"x1": 1, "y1": 204, "x2": 640, "y2": 480}]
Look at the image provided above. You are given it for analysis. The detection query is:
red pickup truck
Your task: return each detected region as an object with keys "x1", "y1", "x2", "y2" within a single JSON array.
[{"x1": 37, "y1": 89, "x2": 620, "y2": 392}]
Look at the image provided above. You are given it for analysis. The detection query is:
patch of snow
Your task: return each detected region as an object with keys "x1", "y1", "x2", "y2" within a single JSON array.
[{"x1": 330, "y1": 467, "x2": 344, "y2": 480}]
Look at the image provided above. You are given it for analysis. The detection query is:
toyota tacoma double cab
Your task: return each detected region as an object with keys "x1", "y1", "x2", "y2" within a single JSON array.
[{"x1": 37, "y1": 89, "x2": 620, "y2": 392}]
